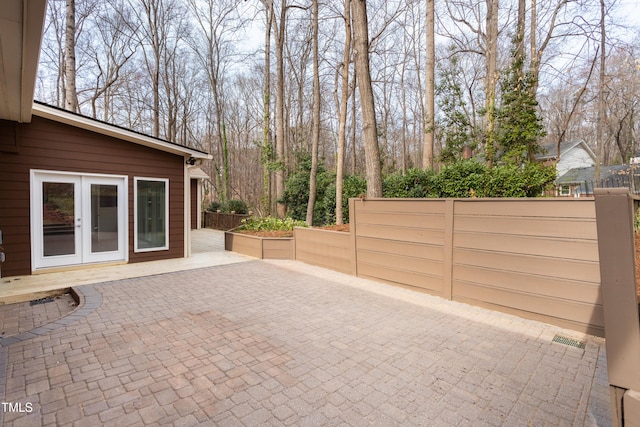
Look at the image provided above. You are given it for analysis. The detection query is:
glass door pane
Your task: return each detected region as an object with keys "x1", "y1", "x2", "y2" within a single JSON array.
[
  {"x1": 90, "y1": 184, "x2": 119, "y2": 253},
  {"x1": 42, "y1": 182, "x2": 77, "y2": 256}
]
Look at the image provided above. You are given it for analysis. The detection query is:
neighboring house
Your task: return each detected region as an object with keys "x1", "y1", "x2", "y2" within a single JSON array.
[
  {"x1": 557, "y1": 165, "x2": 637, "y2": 197},
  {"x1": 536, "y1": 140, "x2": 597, "y2": 179},
  {"x1": 0, "y1": 1, "x2": 211, "y2": 277}
]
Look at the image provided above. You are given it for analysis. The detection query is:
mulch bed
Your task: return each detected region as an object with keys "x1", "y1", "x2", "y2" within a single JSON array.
[{"x1": 233, "y1": 223, "x2": 350, "y2": 238}]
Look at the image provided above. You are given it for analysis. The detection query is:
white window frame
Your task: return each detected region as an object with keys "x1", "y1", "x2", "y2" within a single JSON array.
[
  {"x1": 560, "y1": 185, "x2": 571, "y2": 196},
  {"x1": 134, "y1": 177, "x2": 169, "y2": 252}
]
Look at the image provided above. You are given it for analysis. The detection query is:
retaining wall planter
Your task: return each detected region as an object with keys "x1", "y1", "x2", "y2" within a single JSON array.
[
  {"x1": 294, "y1": 227, "x2": 354, "y2": 275},
  {"x1": 224, "y1": 231, "x2": 294, "y2": 260}
]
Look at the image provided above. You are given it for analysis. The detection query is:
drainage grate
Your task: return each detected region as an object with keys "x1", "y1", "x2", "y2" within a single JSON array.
[
  {"x1": 29, "y1": 297, "x2": 54, "y2": 306},
  {"x1": 552, "y1": 334, "x2": 586, "y2": 349}
]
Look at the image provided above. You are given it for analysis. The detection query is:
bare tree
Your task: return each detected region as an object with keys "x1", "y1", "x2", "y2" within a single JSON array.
[
  {"x1": 188, "y1": 0, "x2": 243, "y2": 201},
  {"x1": 130, "y1": 0, "x2": 185, "y2": 138},
  {"x1": 352, "y1": 0, "x2": 382, "y2": 197},
  {"x1": 64, "y1": 0, "x2": 79, "y2": 112},
  {"x1": 306, "y1": 0, "x2": 321, "y2": 225},
  {"x1": 423, "y1": 0, "x2": 435, "y2": 169},
  {"x1": 275, "y1": 0, "x2": 288, "y2": 217},
  {"x1": 261, "y1": 0, "x2": 275, "y2": 215},
  {"x1": 484, "y1": 0, "x2": 499, "y2": 167},
  {"x1": 595, "y1": 0, "x2": 606, "y2": 180},
  {"x1": 335, "y1": 0, "x2": 352, "y2": 224},
  {"x1": 86, "y1": 1, "x2": 137, "y2": 121}
]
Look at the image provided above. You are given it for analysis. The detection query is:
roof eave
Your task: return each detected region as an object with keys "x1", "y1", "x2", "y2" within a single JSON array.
[{"x1": 0, "y1": 0, "x2": 47, "y2": 122}]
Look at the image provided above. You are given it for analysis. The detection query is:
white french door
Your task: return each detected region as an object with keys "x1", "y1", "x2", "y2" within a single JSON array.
[{"x1": 31, "y1": 171, "x2": 127, "y2": 270}]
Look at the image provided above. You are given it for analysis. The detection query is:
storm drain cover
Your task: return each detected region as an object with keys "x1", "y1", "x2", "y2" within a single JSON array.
[
  {"x1": 552, "y1": 334, "x2": 586, "y2": 349},
  {"x1": 29, "y1": 297, "x2": 54, "y2": 306}
]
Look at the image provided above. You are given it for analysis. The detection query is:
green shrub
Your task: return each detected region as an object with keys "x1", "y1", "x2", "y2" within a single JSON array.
[
  {"x1": 239, "y1": 216, "x2": 308, "y2": 232},
  {"x1": 383, "y1": 168, "x2": 437, "y2": 198},
  {"x1": 279, "y1": 153, "x2": 336, "y2": 225},
  {"x1": 434, "y1": 160, "x2": 486, "y2": 197},
  {"x1": 207, "y1": 201, "x2": 222, "y2": 212},
  {"x1": 432, "y1": 160, "x2": 555, "y2": 198},
  {"x1": 225, "y1": 199, "x2": 248, "y2": 214},
  {"x1": 206, "y1": 199, "x2": 249, "y2": 214}
]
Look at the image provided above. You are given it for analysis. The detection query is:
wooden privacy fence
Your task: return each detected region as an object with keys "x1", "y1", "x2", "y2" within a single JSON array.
[
  {"x1": 203, "y1": 211, "x2": 249, "y2": 230},
  {"x1": 295, "y1": 197, "x2": 602, "y2": 337}
]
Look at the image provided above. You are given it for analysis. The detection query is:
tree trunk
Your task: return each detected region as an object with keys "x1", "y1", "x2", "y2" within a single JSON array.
[
  {"x1": 423, "y1": 0, "x2": 435, "y2": 170},
  {"x1": 484, "y1": 0, "x2": 499, "y2": 167},
  {"x1": 335, "y1": 0, "x2": 351, "y2": 225},
  {"x1": 64, "y1": 0, "x2": 79, "y2": 112},
  {"x1": 595, "y1": 0, "x2": 606, "y2": 182},
  {"x1": 275, "y1": 0, "x2": 287, "y2": 217},
  {"x1": 306, "y1": 0, "x2": 320, "y2": 225},
  {"x1": 261, "y1": 0, "x2": 274, "y2": 216},
  {"x1": 352, "y1": 0, "x2": 382, "y2": 198}
]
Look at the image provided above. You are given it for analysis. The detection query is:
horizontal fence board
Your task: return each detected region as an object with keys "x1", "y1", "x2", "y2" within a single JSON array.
[
  {"x1": 453, "y1": 281, "x2": 604, "y2": 328},
  {"x1": 454, "y1": 216, "x2": 597, "y2": 240},
  {"x1": 295, "y1": 228, "x2": 350, "y2": 245},
  {"x1": 454, "y1": 232, "x2": 599, "y2": 262},
  {"x1": 358, "y1": 262, "x2": 443, "y2": 295},
  {"x1": 453, "y1": 248, "x2": 600, "y2": 284},
  {"x1": 225, "y1": 233, "x2": 262, "y2": 258},
  {"x1": 263, "y1": 239, "x2": 294, "y2": 260},
  {"x1": 353, "y1": 199, "x2": 446, "y2": 215},
  {"x1": 453, "y1": 264, "x2": 602, "y2": 305},
  {"x1": 453, "y1": 296, "x2": 605, "y2": 337},
  {"x1": 296, "y1": 249, "x2": 351, "y2": 274},
  {"x1": 356, "y1": 238, "x2": 444, "y2": 262},
  {"x1": 356, "y1": 224, "x2": 445, "y2": 245},
  {"x1": 357, "y1": 250, "x2": 442, "y2": 277},
  {"x1": 356, "y1": 211, "x2": 446, "y2": 230},
  {"x1": 454, "y1": 199, "x2": 596, "y2": 218},
  {"x1": 294, "y1": 228, "x2": 352, "y2": 274}
]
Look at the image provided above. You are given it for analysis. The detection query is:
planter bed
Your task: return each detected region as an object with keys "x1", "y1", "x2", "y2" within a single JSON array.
[
  {"x1": 294, "y1": 226, "x2": 353, "y2": 275},
  {"x1": 224, "y1": 231, "x2": 294, "y2": 260}
]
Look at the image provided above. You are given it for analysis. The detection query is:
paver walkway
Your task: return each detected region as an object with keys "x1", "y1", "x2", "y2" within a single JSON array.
[{"x1": 0, "y1": 259, "x2": 609, "y2": 426}]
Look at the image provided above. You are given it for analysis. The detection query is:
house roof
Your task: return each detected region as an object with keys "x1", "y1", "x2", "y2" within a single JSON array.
[
  {"x1": 558, "y1": 165, "x2": 631, "y2": 184},
  {"x1": 536, "y1": 140, "x2": 596, "y2": 162},
  {"x1": 0, "y1": 0, "x2": 47, "y2": 122},
  {"x1": 32, "y1": 102, "x2": 212, "y2": 160}
]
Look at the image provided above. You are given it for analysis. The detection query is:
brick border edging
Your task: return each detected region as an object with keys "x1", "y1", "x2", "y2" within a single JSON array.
[
  {"x1": 0, "y1": 285, "x2": 103, "y2": 425},
  {"x1": 0, "y1": 285, "x2": 103, "y2": 348}
]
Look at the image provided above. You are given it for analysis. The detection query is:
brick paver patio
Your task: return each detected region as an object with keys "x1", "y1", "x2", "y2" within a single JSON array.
[{"x1": 0, "y1": 259, "x2": 610, "y2": 426}]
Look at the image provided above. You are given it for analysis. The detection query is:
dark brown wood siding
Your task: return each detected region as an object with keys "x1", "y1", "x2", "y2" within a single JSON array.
[
  {"x1": 190, "y1": 179, "x2": 198, "y2": 229},
  {"x1": 0, "y1": 116, "x2": 186, "y2": 276}
]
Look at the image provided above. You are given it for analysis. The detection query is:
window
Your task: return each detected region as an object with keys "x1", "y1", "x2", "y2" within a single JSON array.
[
  {"x1": 135, "y1": 178, "x2": 168, "y2": 251},
  {"x1": 560, "y1": 185, "x2": 571, "y2": 196}
]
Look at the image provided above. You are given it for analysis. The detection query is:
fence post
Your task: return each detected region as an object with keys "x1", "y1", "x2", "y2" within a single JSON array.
[
  {"x1": 442, "y1": 199, "x2": 455, "y2": 300},
  {"x1": 349, "y1": 198, "x2": 358, "y2": 277},
  {"x1": 594, "y1": 188, "x2": 640, "y2": 426}
]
